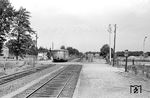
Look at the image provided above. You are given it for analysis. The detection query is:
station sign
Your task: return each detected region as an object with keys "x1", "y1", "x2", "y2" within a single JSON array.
[{"x1": 124, "y1": 50, "x2": 129, "y2": 57}]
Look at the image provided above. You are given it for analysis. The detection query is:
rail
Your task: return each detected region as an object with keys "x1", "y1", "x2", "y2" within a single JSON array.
[
  {"x1": 0, "y1": 64, "x2": 55, "y2": 85},
  {"x1": 24, "y1": 65, "x2": 82, "y2": 98}
]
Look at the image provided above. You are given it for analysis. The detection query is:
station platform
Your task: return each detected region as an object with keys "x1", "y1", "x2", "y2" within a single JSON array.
[{"x1": 73, "y1": 59, "x2": 150, "y2": 98}]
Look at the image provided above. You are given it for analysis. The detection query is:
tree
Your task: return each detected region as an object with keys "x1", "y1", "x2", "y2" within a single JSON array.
[
  {"x1": 38, "y1": 47, "x2": 48, "y2": 53},
  {"x1": 60, "y1": 45, "x2": 65, "y2": 49},
  {"x1": 27, "y1": 40, "x2": 38, "y2": 55},
  {"x1": 116, "y1": 51, "x2": 124, "y2": 57},
  {"x1": 6, "y1": 37, "x2": 36, "y2": 57},
  {"x1": 79, "y1": 52, "x2": 83, "y2": 57},
  {"x1": 66, "y1": 47, "x2": 79, "y2": 56},
  {"x1": 100, "y1": 44, "x2": 113, "y2": 58},
  {"x1": 47, "y1": 48, "x2": 52, "y2": 59},
  {"x1": 5, "y1": 39, "x2": 18, "y2": 56},
  {"x1": 0, "y1": 0, "x2": 15, "y2": 55},
  {"x1": 27, "y1": 44, "x2": 37, "y2": 55},
  {"x1": 10, "y1": 7, "x2": 35, "y2": 60},
  {"x1": 146, "y1": 52, "x2": 150, "y2": 56}
]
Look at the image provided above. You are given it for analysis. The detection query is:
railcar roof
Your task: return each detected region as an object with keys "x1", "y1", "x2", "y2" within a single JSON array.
[{"x1": 52, "y1": 49, "x2": 68, "y2": 52}]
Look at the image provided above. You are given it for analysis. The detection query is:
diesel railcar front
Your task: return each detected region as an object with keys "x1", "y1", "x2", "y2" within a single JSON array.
[{"x1": 52, "y1": 49, "x2": 69, "y2": 62}]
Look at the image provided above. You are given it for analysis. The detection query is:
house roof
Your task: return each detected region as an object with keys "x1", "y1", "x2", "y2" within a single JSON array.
[{"x1": 2, "y1": 45, "x2": 8, "y2": 50}]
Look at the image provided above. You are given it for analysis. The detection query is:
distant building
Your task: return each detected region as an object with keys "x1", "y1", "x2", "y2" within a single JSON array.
[
  {"x1": 85, "y1": 52, "x2": 100, "y2": 57},
  {"x1": 38, "y1": 52, "x2": 48, "y2": 60},
  {"x1": 1, "y1": 46, "x2": 9, "y2": 57},
  {"x1": 0, "y1": 45, "x2": 15, "y2": 59}
]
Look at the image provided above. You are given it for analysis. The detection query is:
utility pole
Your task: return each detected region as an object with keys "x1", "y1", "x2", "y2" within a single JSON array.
[
  {"x1": 113, "y1": 24, "x2": 117, "y2": 66},
  {"x1": 36, "y1": 33, "x2": 38, "y2": 50},
  {"x1": 108, "y1": 24, "x2": 112, "y2": 65},
  {"x1": 124, "y1": 50, "x2": 128, "y2": 72},
  {"x1": 143, "y1": 36, "x2": 147, "y2": 57},
  {"x1": 35, "y1": 33, "x2": 38, "y2": 61},
  {"x1": 52, "y1": 42, "x2": 54, "y2": 50}
]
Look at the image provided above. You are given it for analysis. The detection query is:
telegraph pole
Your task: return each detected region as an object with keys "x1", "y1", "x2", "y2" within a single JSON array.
[
  {"x1": 143, "y1": 36, "x2": 147, "y2": 56},
  {"x1": 35, "y1": 33, "x2": 38, "y2": 60},
  {"x1": 36, "y1": 33, "x2": 38, "y2": 50},
  {"x1": 52, "y1": 42, "x2": 54, "y2": 50},
  {"x1": 124, "y1": 50, "x2": 128, "y2": 72},
  {"x1": 108, "y1": 24, "x2": 112, "y2": 65},
  {"x1": 113, "y1": 24, "x2": 117, "y2": 66}
]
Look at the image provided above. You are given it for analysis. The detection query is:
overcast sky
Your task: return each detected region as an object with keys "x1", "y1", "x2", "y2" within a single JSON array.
[{"x1": 10, "y1": 0, "x2": 150, "y2": 52}]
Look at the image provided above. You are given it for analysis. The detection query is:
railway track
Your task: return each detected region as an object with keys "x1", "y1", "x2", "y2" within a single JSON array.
[
  {"x1": 14, "y1": 65, "x2": 82, "y2": 98},
  {"x1": 0, "y1": 64, "x2": 55, "y2": 85}
]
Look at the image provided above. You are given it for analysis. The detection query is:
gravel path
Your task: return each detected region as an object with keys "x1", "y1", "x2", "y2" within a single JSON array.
[{"x1": 73, "y1": 58, "x2": 150, "y2": 98}]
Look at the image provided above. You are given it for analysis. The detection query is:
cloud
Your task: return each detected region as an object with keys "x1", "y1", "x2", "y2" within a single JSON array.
[{"x1": 10, "y1": 0, "x2": 150, "y2": 52}]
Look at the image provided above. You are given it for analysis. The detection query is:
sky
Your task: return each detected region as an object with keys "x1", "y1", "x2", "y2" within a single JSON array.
[{"x1": 10, "y1": 0, "x2": 150, "y2": 52}]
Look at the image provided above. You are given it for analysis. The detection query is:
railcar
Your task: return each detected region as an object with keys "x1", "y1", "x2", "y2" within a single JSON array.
[{"x1": 52, "y1": 49, "x2": 69, "y2": 62}]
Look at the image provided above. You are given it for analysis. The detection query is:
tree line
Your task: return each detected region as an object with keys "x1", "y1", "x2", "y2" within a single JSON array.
[
  {"x1": 116, "y1": 51, "x2": 144, "y2": 57},
  {"x1": 37, "y1": 46, "x2": 83, "y2": 59},
  {"x1": 100, "y1": 44, "x2": 149, "y2": 58},
  {"x1": 60, "y1": 45, "x2": 83, "y2": 56},
  {"x1": 0, "y1": 0, "x2": 36, "y2": 60}
]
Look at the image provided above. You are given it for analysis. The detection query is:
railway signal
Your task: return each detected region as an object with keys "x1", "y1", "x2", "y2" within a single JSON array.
[{"x1": 124, "y1": 49, "x2": 129, "y2": 72}]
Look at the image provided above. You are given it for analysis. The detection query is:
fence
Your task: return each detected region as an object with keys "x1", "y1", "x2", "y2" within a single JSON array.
[
  {"x1": 115, "y1": 57, "x2": 150, "y2": 78},
  {"x1": 24, "y1": 55, "x2": 37, "y2": 67},
  {"x1": 0, "y1": 55, "x2": 37, "y2": 72}
]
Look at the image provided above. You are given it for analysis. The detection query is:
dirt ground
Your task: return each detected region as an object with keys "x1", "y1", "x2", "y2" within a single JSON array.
[
  {"x1": 73, "y1": 58, "x2": 150, "y2": 98},
  {"x1": 0, "y1": 60, "x2": 53, "y2": 77}
]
